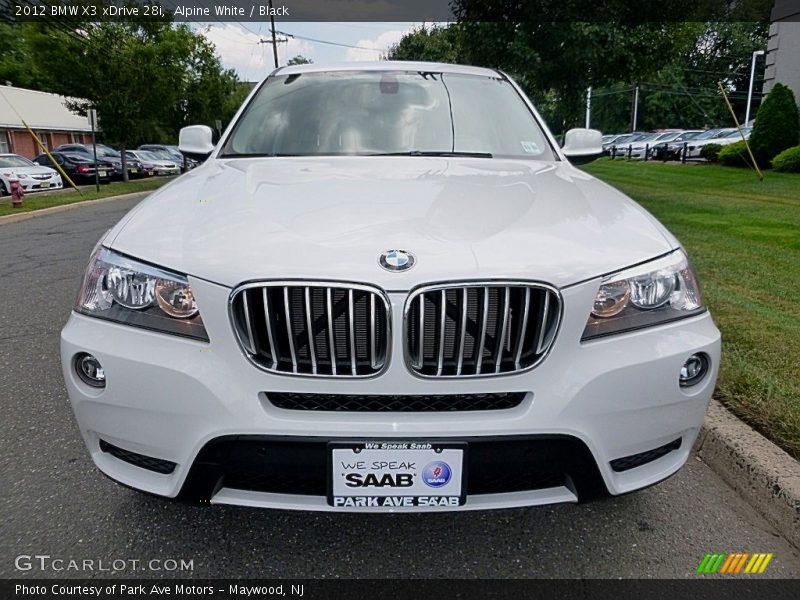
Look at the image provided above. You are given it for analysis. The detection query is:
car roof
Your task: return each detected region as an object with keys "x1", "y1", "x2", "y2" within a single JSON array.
[{"x1": 277, "y1": 61, "x2": 501, "y2": 78}]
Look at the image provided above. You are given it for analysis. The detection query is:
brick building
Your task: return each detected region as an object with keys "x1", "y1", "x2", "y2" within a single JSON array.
[{"x1": 0, "y1": 85, "x2": 93, "y2": 159}]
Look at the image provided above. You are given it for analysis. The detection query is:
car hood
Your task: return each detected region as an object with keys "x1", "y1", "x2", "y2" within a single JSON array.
[
  {"x1": 107, "y1": 157, "x2": 677, "y2": 290},
  {"x1": 0, "y1": 165, "x2": 57, "y2": 177}
]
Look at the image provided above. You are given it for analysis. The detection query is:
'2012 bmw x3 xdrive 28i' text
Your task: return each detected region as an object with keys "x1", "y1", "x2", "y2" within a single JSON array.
[{"x1": 61, "y1": 62, "x2": 720, "y2": 512}]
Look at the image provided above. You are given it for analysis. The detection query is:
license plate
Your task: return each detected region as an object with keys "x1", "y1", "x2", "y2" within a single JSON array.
[
  {"x1": 99, "y1": 171, "x2": 107, "y2": 177},
  {"x1": 329, "y1": 441, "x2": 466, "y2": 509},
  {"x1": 130, "y1": 168, "x2": 138, "y2": 173},
  {"x1": 40, "y1": 182, "x2": 50, "y2": 188}
]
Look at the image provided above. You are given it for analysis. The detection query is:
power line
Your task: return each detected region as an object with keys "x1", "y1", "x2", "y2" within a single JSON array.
[{"x1": 275, "y1": 30, "x2": 388, "y2": 53}]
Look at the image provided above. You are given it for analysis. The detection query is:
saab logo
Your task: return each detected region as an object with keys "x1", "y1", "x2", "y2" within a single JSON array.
[
  {"x1": 344, "y1": 473, "x2": 414, "y2": 488},
  {"x1": 422, "y1": 461, "x2": 452, "y2": 488},
  {"x1": 696, "y1": 552, "x2": 773, "y2": 575}
]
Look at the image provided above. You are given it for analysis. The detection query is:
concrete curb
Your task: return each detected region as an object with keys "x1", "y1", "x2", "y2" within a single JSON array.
[
  {"x1": 0, "y1": 190, "x2": 150, "y2": 226},
  {"x1": 695, "y1": 399, "x2": 800, "y2": 549}
]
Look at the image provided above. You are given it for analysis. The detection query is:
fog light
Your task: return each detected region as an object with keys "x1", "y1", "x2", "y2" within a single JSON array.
[
  {"x1": 679, "y1": 353, "x2": 708, "y2": 387},
  {"x1": 75, "y1": 353, "x2": 106, "y2": 388}
]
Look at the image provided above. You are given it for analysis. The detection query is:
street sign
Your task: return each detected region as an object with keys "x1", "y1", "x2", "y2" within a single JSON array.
[{"x1": 88, "y1": 109, "x2": 98, "y2": 129}]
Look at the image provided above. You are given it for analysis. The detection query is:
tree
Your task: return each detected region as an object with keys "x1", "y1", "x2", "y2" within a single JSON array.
[
  {"x1": 26, "y1": 19, "x2": 199, "y2": 179},
  {"x1": 388, "y1": 25, "x2": 464, "y2": 64},
  {"x1": 23, "y1": 8, "x2": 249, "y2": 174},
  {"x1": 748, "y1": 83, "x2": 800, "y2": 166},
  {"x1": 287, "y1": 55, "x2": 313, "y2": 65},
  {"x1": 0, "y1": 24, "x2": 46, "y2": 89}
]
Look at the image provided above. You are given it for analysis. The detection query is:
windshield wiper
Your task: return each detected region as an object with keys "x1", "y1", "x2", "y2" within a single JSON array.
[{"x1": 368, "y1": 151, "x2": 493, "y2": 158}]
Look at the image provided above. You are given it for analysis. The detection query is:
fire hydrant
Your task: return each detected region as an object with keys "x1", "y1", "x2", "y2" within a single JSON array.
[{"x1": 10, "y1": 178, "x2": 24, "y2": 208}]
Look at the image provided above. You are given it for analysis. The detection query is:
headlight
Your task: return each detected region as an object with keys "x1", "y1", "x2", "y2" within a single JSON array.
[
  {"x1": 76, "y1": 247, "x2": 208, "y2": 341},
  {"x1": 582, "y1": 250, "x2": 704, "y2": 340},
  {"x1": 15, "y1": 173, "x2": 30, "y2": 179}
]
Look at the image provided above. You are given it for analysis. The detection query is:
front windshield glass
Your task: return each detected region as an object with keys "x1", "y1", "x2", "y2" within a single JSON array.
[
  {"x1": 695, "y1": 129, "x2": 723, "y2": 140},
  {"x1": 98, "y1": 146, "x2": 121, "y2": 158},
  {"x1": 0, "y1": 155, "x2": 35, "y2": 168},
  {"x1": 222, "y1": 70, "x2": 555, "y2": 160}
]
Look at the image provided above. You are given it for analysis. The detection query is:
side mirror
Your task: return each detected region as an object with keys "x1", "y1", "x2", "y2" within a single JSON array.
[
  {"x1": 562, "y1": 128, "x2": 604, "y2": 165},
  {"x1": 179, "y1": 125, "x2": 215, "y2": 160}
]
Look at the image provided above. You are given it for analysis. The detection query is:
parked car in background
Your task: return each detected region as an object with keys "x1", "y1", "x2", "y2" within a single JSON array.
[
  {"x1": 138, "y1": 144, "x2": 197, "y2": 170},
  {"x1": 126, "y1": 150, "x2": 180, "y2": 176},
  {"x1": 33, "y1": 152, "x2": 112, "y2": 184},
  {"x1": 601, "y1": 134, "x2": 626, "y2": 147},
  {"x1": 695, "y1": 128, "x2": 752, "y2": 157},
  {"x1": 0, "y1": 153, "x2": 63, "y2": 195},
  {"x1": 605, "y1": 132, "x2": 648, "y2": 153},
  {"x1": 627, "y1": 131, "x2": 686, "y2": 159},
  {"x1": 54, "y1": 143, "x2": 122, "y2": 177},
  {"x1": 683, "y1": 128, "x2": 734, "y2": 158},
  {"x1": 53, "y1": 143, "x2": 145, "y2": 179},
  {"x1": 655, "y1": 130, "x2": 705, "y2": 160}
]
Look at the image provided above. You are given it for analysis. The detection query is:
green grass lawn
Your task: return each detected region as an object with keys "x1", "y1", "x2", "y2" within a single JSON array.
[
  {"x1": 582, "y1": 159, "x2": 800, "y2": 459},
  {"x1": 0, "y1": 177, "x2": 173, "y2": 217}
]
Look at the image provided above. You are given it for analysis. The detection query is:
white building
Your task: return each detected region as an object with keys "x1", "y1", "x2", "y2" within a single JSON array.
[{"x1": 0, "y1": 85, "x2": 93, "y2": 159}]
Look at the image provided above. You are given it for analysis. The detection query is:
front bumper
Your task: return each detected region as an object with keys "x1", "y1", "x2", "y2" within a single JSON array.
[
  {"x1": 61, "y1": 275, "x2": 721, "y2": 512},
  {"x1": 21, "y1": 178, "x2": 62, "y2": 192}
]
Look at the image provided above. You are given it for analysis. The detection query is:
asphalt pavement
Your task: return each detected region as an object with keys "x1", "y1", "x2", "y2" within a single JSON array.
[{"x1": 1, "y1": 196, "x2": 798, "y2": 579}]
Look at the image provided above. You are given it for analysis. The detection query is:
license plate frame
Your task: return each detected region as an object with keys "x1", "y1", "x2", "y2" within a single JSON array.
[{"x1": 327, "y1": 441, "x2": 467, "y2": 509}]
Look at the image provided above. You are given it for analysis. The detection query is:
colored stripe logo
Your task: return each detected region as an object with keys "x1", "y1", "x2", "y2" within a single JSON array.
[{"x1": 697, "y1": 552, "x2": 773, "y2": 574}]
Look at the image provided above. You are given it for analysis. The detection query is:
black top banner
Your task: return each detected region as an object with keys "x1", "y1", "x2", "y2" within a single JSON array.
[
  {"x1": 0, "y1": 0, "x2": 786, "y2": 23},
  {"x1": 4, "y1": 579, "x2": 800, "y2": 600}
]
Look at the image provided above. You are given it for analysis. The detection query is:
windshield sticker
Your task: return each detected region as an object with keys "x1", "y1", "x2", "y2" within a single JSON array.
[{"x1": 521, "y1": 141, "x2": 540, "y2": 153}]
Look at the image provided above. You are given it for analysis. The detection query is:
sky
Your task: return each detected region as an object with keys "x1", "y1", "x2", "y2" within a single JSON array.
[{"x1": 198, "y1": 22, "x2": 436, "y2": 82}]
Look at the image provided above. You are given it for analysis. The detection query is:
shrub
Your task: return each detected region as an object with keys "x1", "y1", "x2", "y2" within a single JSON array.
[
  {"x1": 700, "y1": 143, "x2": 723, "y2": 162},
  {"x1": 718, "y1": 141, "x2": 754, "y2": 167},
  {"x1": 772, "y1": 145, "x2": 800, "y2": 172},
  {"x1": 749, "y1": 83, "x2": 800, "y2": 166}
]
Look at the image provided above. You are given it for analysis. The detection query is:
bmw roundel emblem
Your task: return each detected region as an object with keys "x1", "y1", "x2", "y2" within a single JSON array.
[
  {"x1": 379, "y1": 249, "x2": 415, "y2": 272},
  {"x1": 421, "y1": 461, "x2": 452, "y2": 488}
]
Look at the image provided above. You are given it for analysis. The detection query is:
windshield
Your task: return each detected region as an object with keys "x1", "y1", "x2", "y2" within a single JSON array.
[
  {"x1": 695, "y1": 129, "x2": 724, "y2": 140},
  {"x1": 655, "y1": 132, "x2": 681, "y2": 142},
  {"x1": 677, "y1": 131, "x2": 702, "y2": 141},
  {"x1": 63, "y1": 153, "x2": 92, "y2": 162},
  {"x1": 0, "y1": 155, "x2": 35, "y2": 168},
  {"x1": 97, "y1": 146, "x2": 120, "y2": 158},
  {"x1": 221, "y1": 71, "x2": 555, "y2": 160}
]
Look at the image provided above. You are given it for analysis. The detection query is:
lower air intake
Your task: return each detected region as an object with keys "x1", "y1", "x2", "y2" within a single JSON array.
[
  {"x1": 265, "y1": 391, "x2": 526, "y2": 412},
  {"x1": 99, "y1": 439, "x2": 176, "y2": 474}
]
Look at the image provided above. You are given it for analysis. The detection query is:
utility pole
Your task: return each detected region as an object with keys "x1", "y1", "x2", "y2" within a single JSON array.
[
  {"x1": 88, "y1": 108, "x2": 99, "y2": 193},
  {"x1": 258, "y1": 21, "x2": 289, "y2": 68},
  {"x1": 585, "y1": 86, "x2": 592, "y2": 129},
  {"x1": 268, "y1": 0, "x2": 278, "y2": 68},
  {"x1": 630, "y1": 84, "x2": 639, "y2": 132},
  {"x1": 745, "y1": 49, "x2": 765, "y2": 125}
]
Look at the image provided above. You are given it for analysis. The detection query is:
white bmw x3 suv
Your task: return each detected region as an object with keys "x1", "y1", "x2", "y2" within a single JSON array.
[{"x1": 61, "y1": 62, "x2": 720, "y2": 512}]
